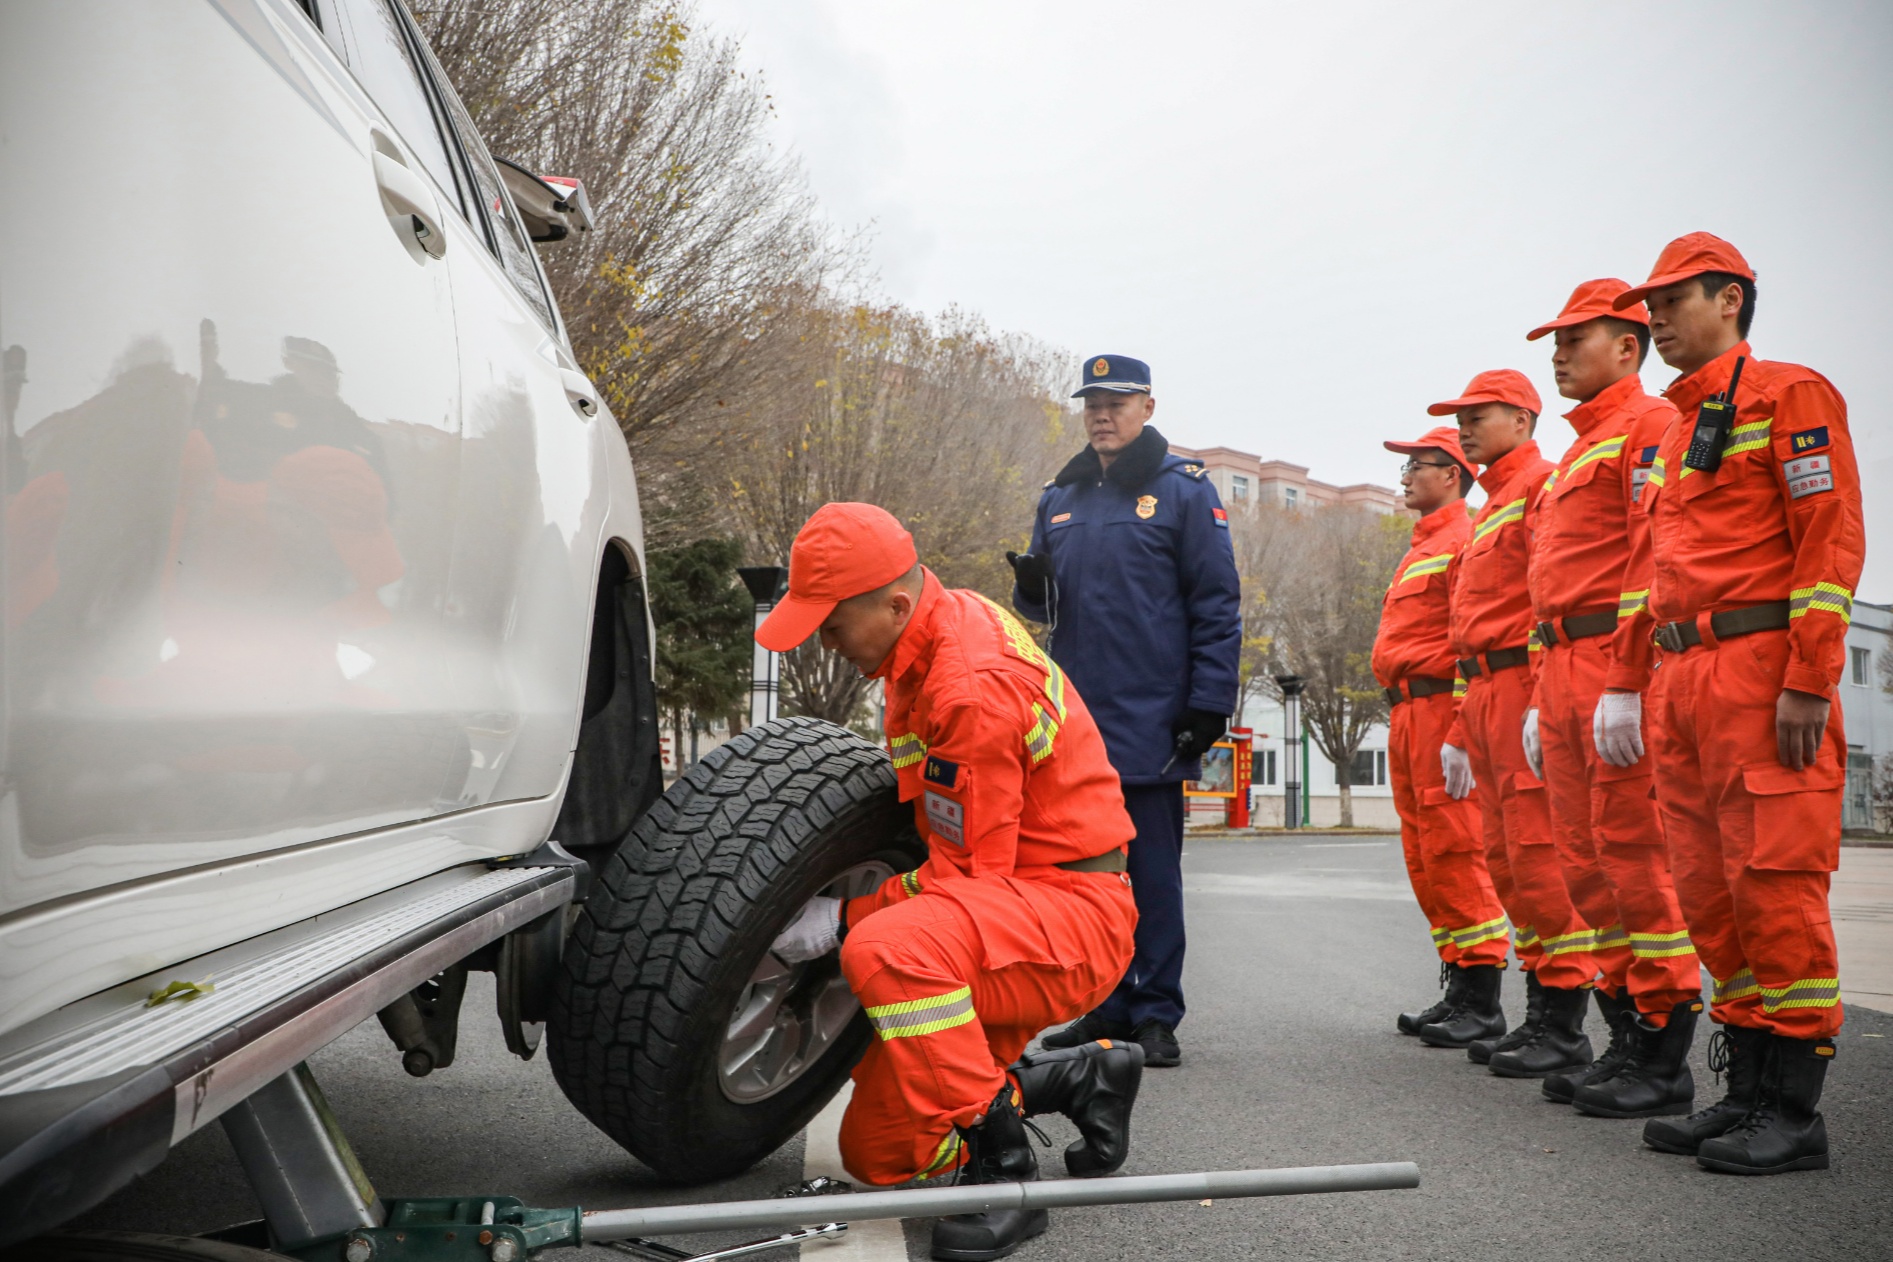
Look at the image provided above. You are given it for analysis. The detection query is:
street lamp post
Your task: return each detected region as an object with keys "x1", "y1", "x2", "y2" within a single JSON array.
[
  {"x1": 1275, "y1": 675, "x2": 1306, "y2": 830},
  {"x1": 737, "y1": 565, "x2": 788, "y2": 730}
]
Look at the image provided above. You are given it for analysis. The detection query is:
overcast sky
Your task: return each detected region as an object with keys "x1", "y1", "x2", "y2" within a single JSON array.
[{"x1": 696, "y1": 0, "x2": 1892, "y2": 600}]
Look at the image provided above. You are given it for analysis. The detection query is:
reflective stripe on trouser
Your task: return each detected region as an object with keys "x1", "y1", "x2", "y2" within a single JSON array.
[
  {"x1": 1388, "y1": 691, "x2": 1507, "y2": 966},
  {"x1": 1649, "y1": 629, "x2": 1844, "y2": 1039},
  {"x1": 1461, "y1": 664, "x2": 1597, "y2": 988},
  {"x1": 1536, "y1": 638, "x2": 1699, "y2": 1015},
  {"x1": 837, "y1": 875, "x2": 1135, "y2": 1184}
]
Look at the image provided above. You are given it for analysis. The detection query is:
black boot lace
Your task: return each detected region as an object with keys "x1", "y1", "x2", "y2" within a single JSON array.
[
  {"x1": 1705, "y1": 1028, "x2": 1732, "y2": 1085},
  {"x1": 1439, "y1": 961, "x2": 1450, "y2": 989},
  {"x1": 1724, "y1": 1039, "x2": 1780, "y2": 1138}
]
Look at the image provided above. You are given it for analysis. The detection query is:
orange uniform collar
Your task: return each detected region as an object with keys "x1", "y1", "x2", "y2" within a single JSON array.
[
  {"x1": 1562, "y1": 373, "x2": 1646, "y2": 437},
  {"x1": 875, "y1": 568, "x2": 945, "y2": 684},
  {"x1": 1477, "y1": 439, "x2": 1543, "y2": 497},
  {"x1": 1664, "y1": 340, "x2": 1752, "y2": 413},
  {"x1": 1412, "y1": 498, "x2": 1469, "y2": 544}
]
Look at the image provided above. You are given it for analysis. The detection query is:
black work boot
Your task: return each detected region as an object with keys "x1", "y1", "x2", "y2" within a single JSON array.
[
  {"x1": 1544, "y1": 988, "x2": 1635, "y2": 1103},
  {"x1": 1013, "y1": 1039, "x2": 1145, "y2": 1176},
  {"x1": 1040, "y1": 1009, "x2": 1129, "y2": 1051},
  {"x1": 1697, "y1": 1035, "x2": 1833, "y2": 1175},
  {"x1": 1131, "y1": 1018, "x2": 1181, "y2": 1068},
  {"x1": 1642, "y1": 1021, "x2": 1764, "y2": 1152},
  {"x1": 1399, "y1": 962, "x2": 1460, "y2": 1036},
  {"x1": 1489, "y1": 984, "x2": 1593, "y2": 1078},
  {"x1": 1418, "y1": 964, "x2": 1505, "y2": 1049},
  {"x1": 1469, "y1": 970, "x2": 1544, "y2": 1065},
  {"x1": 930, "y1": 1085, "x2": 1048, "y2": 1261},
  {"x1": 1574, "y1": 999, "x2": 1699, "y2": 1118}
]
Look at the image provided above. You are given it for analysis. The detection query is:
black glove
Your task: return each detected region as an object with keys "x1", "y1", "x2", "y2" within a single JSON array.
[
  {"x1": 1005, "y1": 550, "x2": 1053, "y2": 603},
  {"x1": 1169, "y1": 709, "x2": 1229, "y2": 764}
]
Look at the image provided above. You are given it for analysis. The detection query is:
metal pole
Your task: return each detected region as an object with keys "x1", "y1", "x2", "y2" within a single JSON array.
[
  {"x1": 1275, "y1": 675, "x2": 1304, "y2": 830},
  {"x1": 737, "y1": 566, "x2": 787, "y2": 729},
  {"x1": 221, "y1": 1064, "x2": 382, "y2": 1248},
  {"x1": 581, "y1": 1163, "x2": 1419, "y2": 1240}
]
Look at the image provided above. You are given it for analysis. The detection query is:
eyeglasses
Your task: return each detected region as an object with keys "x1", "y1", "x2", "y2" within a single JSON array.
[{"x1": 1401, "y1": 460, "x2": 1458, "y2": 475}]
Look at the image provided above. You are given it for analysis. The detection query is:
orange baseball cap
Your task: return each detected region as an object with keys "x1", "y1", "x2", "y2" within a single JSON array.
[
  {"x1": 1426, "y1": 369, "x2": 1541, "y2": 418},
  {"x1": 1613, "y1": 232, "x2": 1754, "y2": 310},
  {"x1": 1384, "y1": 425, "x2": 1474, "y2": 477},
  {"x1": 1526, "y1": 278, "x2": 1649, "y2": 340},
  {"x1": 756, "y1": 502, "x2": 919, "y2": 652}
]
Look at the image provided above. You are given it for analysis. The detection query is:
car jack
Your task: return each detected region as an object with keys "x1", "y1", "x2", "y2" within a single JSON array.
[{"x1": 223, "y1": 1064, "x2": 1420, "y2": 1262}]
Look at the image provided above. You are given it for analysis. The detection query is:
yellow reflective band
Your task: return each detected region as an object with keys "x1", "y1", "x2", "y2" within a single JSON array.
[
  {"x1": 1543, "y1": 927, "x2": 1598, "y2": 955},
  {"x1": 1043, "y1": 660, "x2": 1068, "y2": 720},
  {"x1": 1398, "y1": 553, "x2": 1453, "y2": 585},
  {"x1": 1026, "y1": 703, "x2": 1061, "y2": 764},
  {"x1": 1790, "y1": 582, "x2": 1854, "y2": 624},
  {"x1": 1453, "y1": 675, "x2": 1468, "y2": 698},
  {"x1": 916, "y1": 1130, "x2": 964, "y2": 1179},
  {"x1": 1430, "y1": 927, "x2": 1450, "y2": 943},
  {"x1": 1721, "y1": 415, "x2": 1773, "y2": 456},
  {"x1": 899, "y1": 869, "x2": 922, "y2": 898},
  {"x1": 866, "y1": 986, "x2": 977, "y2": 1040},
  {"x1": 1760, "y1": 977, "x2": 1841, "y2": 1012},
  {"x1": 890, "y1": 734, "x2": 928, "y2": 769},
  {"x1": 1646, "y1": 456, "x2": 1667, "y2": 489},
  {"x1": 1473, "y1": 498, "x2": 1527, "y2": 543},
  {"x1": 1566, "y1": 436, "x2": 1627, "y2": 476},
  {"x1": 1592, "y1": 924, "x2": 1630, "y2": 952},
  {"x1": 1450, "y1": 917, "x2": 1508, "y2": 948},
  {"x1": 1629, "y1": 930, "x2": 1696, "y2": 959},
  {"x1": 1543, "y1": 469, "x2": 1559, "y2": 493},
  {"x1": 1513, "y1": 925, "x2": 1541, "y2": 949},
  {"x1": 1712, "y1": 969, "x2": 1760, "y2": 1003}
]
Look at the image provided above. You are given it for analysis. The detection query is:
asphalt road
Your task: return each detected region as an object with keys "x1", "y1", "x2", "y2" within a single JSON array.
[{"x1": 72, "y1": 836, "x2": 1893, "y2": 1260}]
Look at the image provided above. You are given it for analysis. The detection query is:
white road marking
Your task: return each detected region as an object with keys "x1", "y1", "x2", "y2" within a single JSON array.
[{"x1": 803, "y1": 1080, "x2": 911, "y2": 1259}]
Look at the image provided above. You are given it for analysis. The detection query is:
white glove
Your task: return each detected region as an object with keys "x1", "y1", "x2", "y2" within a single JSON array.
[
  {"x1": 1594, "y1": 691, "x2": 1645, "y2": 768},
  {"x1": 770, "y1": 895, "x2": 841, "y2": 964},
  {"x1": 1441, "y1": 743, "x2": 1475, "y2": 800},
  {"x1": 1522, "y1": 708, "x2": 1542, "y2": 780}
]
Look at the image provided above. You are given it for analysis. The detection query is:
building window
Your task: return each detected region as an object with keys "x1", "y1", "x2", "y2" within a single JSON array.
[
  {"x1": 1851, "y1": 646, "x2": 1871, "y2": 686},
  {"x1": 1347, "y1": 749, "x2": 1388, "y2": 787},
  {"x1": 1231, "y1": 475, "x2": 1249, "y2": 502},
  {"x1": 1284, "y1": 486, "x2": 1299, "y2": 508},
  {"x1": 1845, "y1": 749, "x2": 1874, "y2": 830},
  {"x1": 1257, "y1": 749, "x2": 1277, "y2": 786}
]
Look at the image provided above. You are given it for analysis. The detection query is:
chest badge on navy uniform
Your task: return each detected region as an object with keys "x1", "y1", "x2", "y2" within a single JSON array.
[
  {"x1": 923, "y1": 756, "x2": 960, "y2": 790},
  {"x1": 1136, "y1": 494, "x2": 1158, "y2": 519}
]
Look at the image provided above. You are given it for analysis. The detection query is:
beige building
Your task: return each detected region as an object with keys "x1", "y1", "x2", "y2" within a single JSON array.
[{"x1": 1167, "y1": 443, "x2": 1404, "y2": 515}]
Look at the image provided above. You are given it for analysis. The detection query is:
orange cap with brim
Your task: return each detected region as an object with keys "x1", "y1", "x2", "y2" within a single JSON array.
[
  {"x1": 1527, "y1": 278, "x2": 1649, "y2": 341},
  {"x1": 756, "y1": 502, "x2": 918, "y2": 652},
  {"x1": 1384, "y1": 425, "x2": 1474, "y2": 478},
  {"x1": 1426, "y1": 368, "x2": 1541, "y2": 418},
  {"x1": 1613, "y1": 232, "x2": 1754, "y2": 310}
]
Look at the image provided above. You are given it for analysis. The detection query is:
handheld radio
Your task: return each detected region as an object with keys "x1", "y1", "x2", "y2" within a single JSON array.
[{"x1": 1681, "y1": 355, "x2": 1746, "y2": 474}]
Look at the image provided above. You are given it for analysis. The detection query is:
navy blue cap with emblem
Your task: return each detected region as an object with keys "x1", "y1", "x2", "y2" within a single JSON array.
[{"x1": 1072, "y1": 353, "x2": 1151, "y2": 398}]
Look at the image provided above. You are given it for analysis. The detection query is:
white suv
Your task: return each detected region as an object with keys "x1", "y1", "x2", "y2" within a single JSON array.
[{"x1": 0, "y1": 1, "x2": 917, "y2": 1251}]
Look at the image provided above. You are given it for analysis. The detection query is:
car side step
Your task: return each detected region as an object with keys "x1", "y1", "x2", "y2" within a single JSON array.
[{"x1": 0, "y1": 862, "x2": 578, "y2": 1247}]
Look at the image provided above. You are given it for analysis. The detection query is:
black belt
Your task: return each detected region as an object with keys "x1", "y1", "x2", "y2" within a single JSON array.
[
  {"x1": 1457, "y1": 646, "x2": 1532, "y2": 679},
  {"x1": 1058, "y1": 849, "x2": 1128, "y2": 874},
  {"x1": 1385, "y1": 676, "x2": 1456, "y2": 706},
  {"x1": 1536, "y1": 609, "x2": 1618, "y2": 649},
  {"x1": 1653, "y1": 601, "x2": 1791, "y2": 653}
]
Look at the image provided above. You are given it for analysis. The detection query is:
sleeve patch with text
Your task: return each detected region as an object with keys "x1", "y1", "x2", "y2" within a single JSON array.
[
  {"x1": 924, "y1": 790, "x2": 964, "y2": 845},
  {"x1": 923, "y1": 756, "x2": 960, "y2": 789},
  {"x1": 1211, "y1": 506, "x2": 1228, "y2": 528},
  {"x1": 1783, "y1": 453, "x2": 1834, "y2": 499}
]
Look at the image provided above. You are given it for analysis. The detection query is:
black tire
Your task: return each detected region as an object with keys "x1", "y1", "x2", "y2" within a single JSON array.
[
  {"x1": 4, "y1": 1234, "x2": 291, "y2": 1262},
  {"x1": 548, "y1": 716, "x2": 924, "y2": 1183}
]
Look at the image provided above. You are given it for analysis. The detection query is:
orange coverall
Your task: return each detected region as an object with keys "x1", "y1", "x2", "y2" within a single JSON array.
[
  {"x1": 1372, "y1": 499, "x2": 1505, "y2": 966},
  {"x1": 1611, "y1": 342, "x2": 1863, "y2": 1040},
  {"x1": 1528, "y1": 374, "x2": 1698, "y2": 1017},
  {"x1": 1448, "y1": 440, "x2": 1598, "y2": 988},
  {"x1": 837, "y1": 571, "x2": 1138, "y2": 1184}
]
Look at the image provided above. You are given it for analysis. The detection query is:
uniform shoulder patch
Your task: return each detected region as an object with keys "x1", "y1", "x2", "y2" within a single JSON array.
[
  {"x1": 1789, "y1": 426, "x2": 1830, "y2": 454},
  {"x1": 1181, "y1": 462, "x2": 1203, "y2": 476},
  {"x1": 1637, "y1": 445, "x2": 1659, "y2": 464},
  {"x1": 923, "y1": 755, "x2": 960, "y2": 790},
  {"x1": 1211, "y1": 506, "x2": 1228, "y2": 527}
]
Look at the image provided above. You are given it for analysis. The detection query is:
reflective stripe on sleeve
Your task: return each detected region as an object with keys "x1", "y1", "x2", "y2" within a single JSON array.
[
  {"x1": 1790, "y1": 582, "x2": 1854, "y2": 623},
  {"x1": 915, "y1": 1130, "x2": 964, "y2": 1180},
  {"x1": 1449, "y1": 917, "x2": 1508, "y2": 950},
  {"x1": 1592, "y1": 923, "x2": 1630, "y2": 953},
  {"x1": 1026, "y1": 703, "x2": 1061, "y2": 764},
  {"x1": 1543, "y1": 926, "x2": 1598, "y2": 956},
  {"x1": 890, "y1": 733, "x2": 928, "y2": 768},
  {"x1": 1712, "y1": 968, "x2": 1760, "y2": 1004},
  {"x1": 865, "y1": 986, "x2": 977, "y2": 1040},
  {"x1": 899, "y1": 869, "x2": 922, "y2": 898},
  {"x1": 1513, "y1": 925, "x2": 1541, "y2": 952}
]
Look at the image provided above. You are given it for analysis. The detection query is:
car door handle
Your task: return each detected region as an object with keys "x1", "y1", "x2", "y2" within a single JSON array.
[
  {"x1": 559, "y1": 368, "x2": 599, "y2": 418},
  {"x1": 372, "y1": 149, "x2": 447, "y2": 260}
]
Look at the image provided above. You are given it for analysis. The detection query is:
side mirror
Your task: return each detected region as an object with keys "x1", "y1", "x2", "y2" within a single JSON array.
[{"x1": 495, "y1": 157, "x2": 595, "y2": 244}]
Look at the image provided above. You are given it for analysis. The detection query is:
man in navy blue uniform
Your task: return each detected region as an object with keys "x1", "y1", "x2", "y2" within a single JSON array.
[{"x1": 1010, "y1": 353, "x2": 1242, "y2": 1066}]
